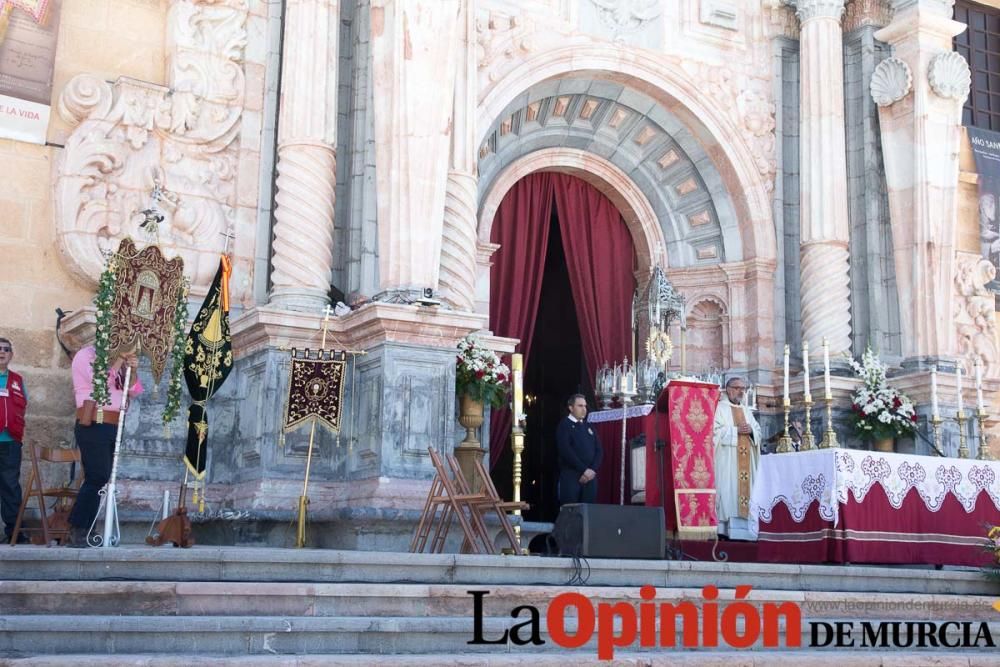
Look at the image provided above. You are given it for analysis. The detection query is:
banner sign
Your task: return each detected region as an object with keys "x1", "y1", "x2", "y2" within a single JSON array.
[
  {"x1": 967, "y1": 126, "x2": 1000, "y2": 306},
  {"x1": 284, "y1": 349, "x2": 347, "y2": 434},
  {"x1": 0, "y1": 0, "x2": 59, "y2": 144}
]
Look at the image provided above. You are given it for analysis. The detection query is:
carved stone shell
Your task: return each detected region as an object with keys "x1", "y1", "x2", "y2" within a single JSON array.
[
  {"x1": 928, "y1": 51, "x2": 971, "y2": 101},
  {"x1": 870, "y1": 57, "x2": 912, "y2": 107}
]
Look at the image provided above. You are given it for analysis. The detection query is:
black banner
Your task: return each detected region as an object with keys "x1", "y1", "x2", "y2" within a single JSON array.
[{"x1": 284, "y1": 349, "x2": 346, "y2": 434}]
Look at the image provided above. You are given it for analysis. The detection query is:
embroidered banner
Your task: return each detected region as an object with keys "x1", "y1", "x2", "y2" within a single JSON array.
[
  {"x1": 666, "y1": 380, "x2": 720, "y2": 539},
  {"x1": 283, "y1": 349, "x2": 346, "y2": 433},
  {"x1": 109, "y1": 237, "x2": 186, "y2": 384},
  {"x1": 182, "y1": 256, "x2": 234, "y2": 479},
  {"x1": 0, "y1": 0, "x2": 59, "y2": 144}
]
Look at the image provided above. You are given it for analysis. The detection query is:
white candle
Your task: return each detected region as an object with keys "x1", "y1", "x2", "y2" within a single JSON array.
[
  {"x1": 802, "y1": 341, "x2": 811, "y2": 401},
  {"x1": 956, "y1": 365, "x2": 964, "y2": 415},
  {"x1": 976, "y1": 359, "x2": 985, "y2": 412},
  {"x1": 783, "y1": 345, "x2": 790, "y2": 403},
  {"x1": 930, "y1": 366, "x2": 939, "y2": 420},
  {"x1": 823, "y1": 337, "x2": 831, "y2": 400},
  {"x1": 512, "y1": 354, "x2": 523, "y2": 425}
]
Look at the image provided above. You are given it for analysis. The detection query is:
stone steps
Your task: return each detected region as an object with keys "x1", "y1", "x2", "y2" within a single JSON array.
[
  {"x1": 0, "y1": 546, "x2": 991, "y2": 595},
  {"x1": 2, "y1": 581, "x2": 997, "y2": 622},
  {"x1": 4, "y1": 652, "x2": 998, "y2": 666},
  {"x1": 3, "y1": 614, "x2": 998, "y2": 656}
]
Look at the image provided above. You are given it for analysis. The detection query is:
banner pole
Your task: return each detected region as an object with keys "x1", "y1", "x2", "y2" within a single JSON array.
[{"x1": 295, "y1": 305, "x2": 332, "y2": 548}]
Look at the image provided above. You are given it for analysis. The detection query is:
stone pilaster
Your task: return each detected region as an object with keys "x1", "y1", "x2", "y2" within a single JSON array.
[
  {"x1": 371, "y1": 0, "x2": 462, "y2": 297},
  {"x1": 874, "y1": 1, "x2": 968, "y2": 364},
  {"x1": 269, "y1": 0, "x2": 340, "y2": 312},
  {"x1": 439, "y1": 0, "x2": 478, "y2": 312},
  {"x1": 796, "y1": 0, "x2": 853, "y2": 358}
]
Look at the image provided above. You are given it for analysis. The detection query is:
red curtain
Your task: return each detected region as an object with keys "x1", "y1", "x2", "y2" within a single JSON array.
[
  {"x1": 488, "y1": 173, "x2": 555, "y2": 468},
  {"x1": 487, "y1": 172, "x2": 636, "y2": 495},
  {"x1": 552, "y1": 174, "x2": 635, "y2": 503}
]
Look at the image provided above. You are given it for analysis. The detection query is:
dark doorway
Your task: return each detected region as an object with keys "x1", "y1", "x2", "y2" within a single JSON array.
[{"x1": 491, "y1": 206, "x2": 587, "y2": 522}]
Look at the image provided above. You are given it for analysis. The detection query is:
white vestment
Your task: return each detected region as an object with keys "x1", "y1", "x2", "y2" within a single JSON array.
[{"x1": 712, "y1": 399, "x2": 761, "y2": 537}]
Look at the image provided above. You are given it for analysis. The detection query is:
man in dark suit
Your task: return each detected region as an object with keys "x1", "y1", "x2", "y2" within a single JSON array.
[{"x1": 556, "y1": 394, "x2": 603, "y2": 506}]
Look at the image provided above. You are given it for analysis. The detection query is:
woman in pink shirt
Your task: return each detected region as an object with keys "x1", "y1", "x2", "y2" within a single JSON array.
[{"x1": 66, "y1": 345, "x2": 142, "y2": 547}]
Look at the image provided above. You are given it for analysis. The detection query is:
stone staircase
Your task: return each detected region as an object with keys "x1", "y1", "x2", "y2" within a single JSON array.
[{"x1": 1, "y1": 546, "x2": 998, "y2": 665}]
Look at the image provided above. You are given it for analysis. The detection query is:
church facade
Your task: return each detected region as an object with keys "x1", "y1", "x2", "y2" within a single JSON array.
[{"x1": 3, "y1": 0, "x2": 998, "y2": 546}]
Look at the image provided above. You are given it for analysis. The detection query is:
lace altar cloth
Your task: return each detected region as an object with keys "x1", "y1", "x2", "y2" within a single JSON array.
[{"x1": 749, "y1": 448, "x2": 1000, "y2": 537}]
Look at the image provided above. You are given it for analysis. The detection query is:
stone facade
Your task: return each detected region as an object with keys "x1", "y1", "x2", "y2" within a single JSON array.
[{"x1": 3, "y1": 0, "x2": 1000, "y2": 547}]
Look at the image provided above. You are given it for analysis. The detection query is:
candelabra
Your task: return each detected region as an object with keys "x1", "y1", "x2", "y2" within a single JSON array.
[
  {"x1": 976, "y1": 408, "x2": 993, "y2": 461},
  {"x1": 930, "y1": 414, "x2": 943, "y2": 455},
  {"x1": 776, "y1": 400, "x2": 793, "y2": 453},
  {"x1": 819, "y1": 395, "x2": 839, "y2": 449},
  {"x1": 800, "y1": 397, "x2": 815, "y2": 451},
  {"x1": 511, "y1": 423, "x2": 527, "y2": 553},
  {"x1": 956, "y1": 410, "x2": 970, "y2": 459},
  {"x1": 618, "y1": 391, "x2": 635, "y2": 504}
]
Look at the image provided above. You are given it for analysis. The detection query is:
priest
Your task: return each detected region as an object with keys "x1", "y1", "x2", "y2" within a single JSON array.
[{"x1": 712, "y1": 376, "x2": 761, "y2": 540}]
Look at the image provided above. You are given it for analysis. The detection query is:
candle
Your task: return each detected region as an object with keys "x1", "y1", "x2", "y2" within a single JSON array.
[
  {"x1": 823, "y1": 337, "x2": 831, "y2": 400},
  {"x1": 956, "y1": 365, "x2": 964, "y2": 415},
  {"x1": 783, "y1": 344, "x2": 790, "y2": 403},
  {"x1": 976, "y1": 359, "x2": 985, "y2": 412},
  {"x1": 512, "y1": 354, "x2": 523, "y2": 426},
  {"x1": 802, "y1": 341, "x2": 811, "y2": 402},
  {"x1": 930, "y1": 365, "x2": 939, "y2": 420}
]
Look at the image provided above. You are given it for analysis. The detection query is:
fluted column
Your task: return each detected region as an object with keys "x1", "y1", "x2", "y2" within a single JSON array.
[
  {"x1": 269, "y1": 0, "x2": 340, "y2": 312},
  {"x1": 372, "y1": 0, "x2": 462, "y2": 297},
  {"x1": 875, "y1": 1, "x2": 969, "y2": 362},
  {"x1": 797, "y1": 0, "x2": 852, "y2": 357},
  {"x1": 440, "y1": 0, "x2": 478, "y2": 311}
]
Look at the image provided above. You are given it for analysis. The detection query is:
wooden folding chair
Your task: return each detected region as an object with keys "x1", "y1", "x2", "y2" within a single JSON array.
[
  {"x1": 10, "y1": 444, "x2": 83, "y2": 546},
  {"x1": 410, "y1": 447, "x2": 489, "y2": 554},
  {"x1": 472, "y1": 457, "x2": 528, "y2": 552},
  {"x1": 444, "y1": 453, "x2": 501, "y2": 554}
]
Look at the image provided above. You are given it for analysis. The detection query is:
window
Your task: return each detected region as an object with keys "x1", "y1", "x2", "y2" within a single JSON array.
[{"x1": 956, "y1": 1, "x2": 1000, "y2": 130}]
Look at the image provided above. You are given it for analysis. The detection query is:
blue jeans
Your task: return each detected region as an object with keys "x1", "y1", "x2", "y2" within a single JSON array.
[{"x1": 68, "y1": 423, "x2": 116, "y2": 530}]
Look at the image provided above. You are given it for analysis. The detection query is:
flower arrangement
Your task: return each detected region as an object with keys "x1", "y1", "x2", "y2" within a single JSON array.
[
  {"x1": 90, "y1": 256, "x2": 117, "y2": 411},
  {"x1": 848, "y1": 346, "x2": 918, "y2": 441},
  {"x1": 162, "y1": 278, "x2": 190, "y2": 427},
  {"x1": 455, "y1": 335, "x2": 510, "y2": 408}
]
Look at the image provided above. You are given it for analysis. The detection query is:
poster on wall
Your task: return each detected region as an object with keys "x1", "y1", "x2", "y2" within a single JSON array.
[
  {"x1": 967, "y1": 125, "x2": 1000, "y2": 308},
  {"x1": 0, "y1": 0, "x2": 60, "y2": 145}
]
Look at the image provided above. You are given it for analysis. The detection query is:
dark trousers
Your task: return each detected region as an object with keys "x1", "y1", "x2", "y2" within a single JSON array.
[
  {"x1": 69, "y1": 422, "x2": 116, "y2": 530},
  {"x1": 0, "y1": 440, "x2": 23, "y2": 538},
  {"x1": 558, "y1": 470, "x2": 597, "y2": 506}
]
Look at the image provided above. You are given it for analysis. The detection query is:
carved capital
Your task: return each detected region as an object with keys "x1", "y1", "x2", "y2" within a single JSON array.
[
  {"x1": 928, "y1": 51, "x2": 971, "y2": 102},
  {"x1": 794, "y1": 0, "x2": 848, "y2": 23},
  {"x1": 891, "y1": 0, "x2": 955, "y2": 16},
  {"x1": 870, "y1": 57, "x2": 913, "y2": 106}
]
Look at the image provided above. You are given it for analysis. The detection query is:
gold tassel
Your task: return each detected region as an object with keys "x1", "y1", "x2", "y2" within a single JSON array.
[{"x1": 96, "y1": 407, "x2": 104, "y2": 424}]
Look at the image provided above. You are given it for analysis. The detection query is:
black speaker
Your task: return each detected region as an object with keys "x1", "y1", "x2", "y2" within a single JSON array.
[{"x1": 552, "y1": 503, "x2": 665, "y2": 559}]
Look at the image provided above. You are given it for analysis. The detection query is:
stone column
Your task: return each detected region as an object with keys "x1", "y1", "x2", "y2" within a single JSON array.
[
  {"x1": 874, "y1": 0, "x2": 969, "y2": 364},
  {"x1": 796, "y1": 0, "x2": 853, "y2": 357},
  {"x1": 371, "y1": 0, "x2": 462, "y2": 298},
  {"x1": 439, "y1": 0, "x2": 478, "y2": 312},
  {"x1": 268, "y1": 0, "x2": 340, "y2": 312}
]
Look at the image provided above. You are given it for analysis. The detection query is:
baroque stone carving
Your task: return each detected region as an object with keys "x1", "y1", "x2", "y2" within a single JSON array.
[
  {"x1": 954, "y1": 253, "x2": 999, "y2": 377},
  {"x1": 476, "y1": 11, "x2": 537, "y2": 84},
  {"x1": 870, "y1": 57, "x2": 913, "y2": 107},
  {"x1": 737, "y1": 89, "x2": 777, "y2": 192},
  {"x1": 54, "y1": 0, "x2": 248, "y2": 291},
  {"x1": 928, "y1": 51, "x2": 971, "y2": 102},
  {"x1": 589, "y1": 0, "x2": 662, "y2": 36},
  {"x1": 844, "y1": 0, "x2": 892, "y2": 32},
  {"x1": 794, "y1": 0, "x2": 848, "y2": 22}
]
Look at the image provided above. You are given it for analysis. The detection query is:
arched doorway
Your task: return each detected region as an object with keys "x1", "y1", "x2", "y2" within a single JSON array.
[{"x1": 487, "y1": 172, "x2": 636, "y2": 521}]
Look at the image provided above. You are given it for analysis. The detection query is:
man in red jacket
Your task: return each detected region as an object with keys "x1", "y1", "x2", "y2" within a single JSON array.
[{"x1": 0, "y1": 337, "x2": 27, "y2": 544}]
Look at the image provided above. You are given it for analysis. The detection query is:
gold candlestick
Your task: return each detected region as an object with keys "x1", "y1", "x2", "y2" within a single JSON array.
[
  {"x1": 511, "y1": 425, "x2": 526, "y2": 554},
  {"x1": 776, "y1": 399, "x2": 793, "y2": 453},
  {"x1": 819, "y1": 395, "x2": 839, "y2": 449},
  {"x1": 976, "y1": 408, "x2": 993, "y2": 461},
  {"x1": 800, "y1": 397, "x2": 815, "y2": 451},
  {"x1": 956, "y1": 410, "x2": 970, "y2": 459},
  {"x1": 930, "y1": 414, "x2": 943, "y2": 454}
]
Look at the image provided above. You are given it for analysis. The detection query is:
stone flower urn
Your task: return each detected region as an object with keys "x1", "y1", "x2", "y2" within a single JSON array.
[
  {"x1": 455, "y1": 394, "x2": 486, "y2": 491},
  {"x1": 873, "y1": 437, "x2": 895, "y2": 453}
]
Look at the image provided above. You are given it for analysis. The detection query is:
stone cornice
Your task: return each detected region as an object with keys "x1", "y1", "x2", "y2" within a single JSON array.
[{"x1": 230, "y1": 303, "x2": 489, "y2": 358}]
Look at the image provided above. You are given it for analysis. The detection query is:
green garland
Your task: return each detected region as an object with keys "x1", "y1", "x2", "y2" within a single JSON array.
[
  {"x1": 162, "y1": 279, "x2": 190, "y2": 426},
  {"x1": 90, "y1": 256, "x2": 118, "y2": 410}
]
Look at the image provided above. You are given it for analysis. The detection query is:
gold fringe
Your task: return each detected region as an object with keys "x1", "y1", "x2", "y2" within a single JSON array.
[{"x1": 677, "y1": 527, "x2": 719, "y2": 541}]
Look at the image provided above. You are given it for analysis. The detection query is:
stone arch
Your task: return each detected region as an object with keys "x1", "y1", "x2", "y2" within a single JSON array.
[
  {"x1": 477, "y1": 44, "x2": 777, "y2": 265},
  {"x1": 477, "y1": 148, "x2": 667, "y2": 278}
]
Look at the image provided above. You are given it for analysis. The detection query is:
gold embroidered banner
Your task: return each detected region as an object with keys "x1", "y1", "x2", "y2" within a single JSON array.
[
  {"x1": 283, "y1": 349, "x2": 346, "y2": 434},
  {"x1": 667, "y1": 380, "x2": 721, "y2": 540},
  {"x1": 109, "y1": 237, "x2": 186, "y2": 384}
]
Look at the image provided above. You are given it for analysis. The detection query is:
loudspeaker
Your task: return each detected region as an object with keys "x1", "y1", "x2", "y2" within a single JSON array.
[{"x1": 552, "y1": 503, "x2": 665, "y2": 559}]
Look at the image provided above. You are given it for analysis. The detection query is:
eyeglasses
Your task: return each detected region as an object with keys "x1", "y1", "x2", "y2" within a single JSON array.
[{"x1": 0, "y1": 346, "x2": 11, "y2": 352}]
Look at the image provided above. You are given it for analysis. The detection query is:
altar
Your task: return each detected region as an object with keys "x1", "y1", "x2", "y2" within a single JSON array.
[{"x1": 749, "y1": 448, "x2": 1000, "y2": 567}]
